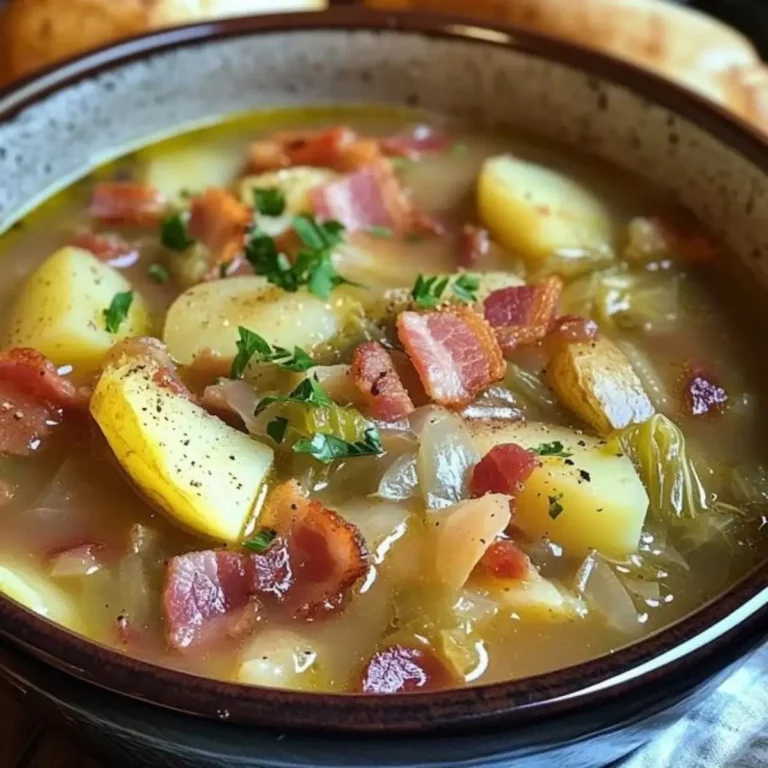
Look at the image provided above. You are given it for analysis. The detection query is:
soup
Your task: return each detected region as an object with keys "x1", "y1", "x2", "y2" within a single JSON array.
[{"x1": 0, "y1": 107, "x2": 766, "y2": 694}]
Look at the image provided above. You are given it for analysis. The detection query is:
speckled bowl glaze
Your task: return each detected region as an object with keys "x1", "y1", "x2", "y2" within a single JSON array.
[{"x1": 1, "y1": 7, "x2": 767, "y2": 768}]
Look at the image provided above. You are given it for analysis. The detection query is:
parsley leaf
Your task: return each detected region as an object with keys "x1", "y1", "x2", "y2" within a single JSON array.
[
  {"x1": 411, "y1": 274, "x2": 450, "y2": 309},
  {"x1": 367, "y1": 226, "x2": 392, "y2": 239},
  {"x1": 292, "y1": 427, "x2": 383, "y2": 464},
  {"x1": 253, "y1": 187, "x2": 286, "y2": 217},
  {"x1": 103, "y1": 291, "x2": 134, "y2": 334},
  {"x1": 229, "y1": 327, "x2": 314, "y2": 379},
  {"x1": 147, "y1": 263, "x2": 169, "y2": 284},
  {"x1": 452, "y1": 273, "x2": 480, "y2": 303},
  {"x1": 267, "y1": 417, "x2": 289, "y2": 445},
  {"x1": 534, "y1": 441, "x2": 573, "y2": 458},
  {"x1": 256, "y1": 376, "x2": 333, "y2": 413},
  {"x1": 548, "y1": 493, "x2": 565, "y2": 520},
  {"x1": 160, "y1": 212, "x2": 194, "y2": 251},
  {"x1": 243, "y1": 529, "x2": 277, "y2": 553}
]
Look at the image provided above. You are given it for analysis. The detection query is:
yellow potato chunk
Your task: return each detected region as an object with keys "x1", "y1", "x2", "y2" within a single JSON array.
[
  {"x1": 163, "y1": 276, "x2": 360, "y2": 366},
  {"x1": 0, "y1": 562, "x2": 85, "y2": 634},
  {"x1": 90, "y1": 355, "x2": 273, "y2": 542},
  {"x1": 3, "y1": 247, "x2": 151, "y2": 375},
  {"x1": 548, "y1": 336, "x2": 655, "y2": 435},
  {"x1": 477, "y1": 154, "x2": 614, "y2": 266},
  {"x1": 468, "y1": 421, "x2": 649, "y2": 558}
]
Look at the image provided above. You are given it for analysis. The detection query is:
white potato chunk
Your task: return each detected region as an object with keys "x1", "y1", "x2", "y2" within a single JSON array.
[
  {"x1": 90, "y1": 354, "x2": 273, "y2": 542},
  {"x1": 0, "y1": 561, "x2": 85, "y2": 634},
  {"x1": 468, "y1": 421, "x2": 649, "y2": 559},
  {"x1": 477, "y1": 154, "x2": 614, "y2": 266},
  {"x1": 163, "y1": 276, "x2": 361, "y2": 365},
  {"x1": 3, "y1": 247, "x2": 151, "y2": 375}
]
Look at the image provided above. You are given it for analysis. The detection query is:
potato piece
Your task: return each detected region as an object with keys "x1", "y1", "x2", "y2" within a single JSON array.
[
  {"x1": 3, "y1": 247, "x2": 152, "y2": 375},
  {"x1": 548, "y1": 336, "x2": 655, "y2": 435},
  {"x1": 239, "y1": 167, "x2": 337, "y2": 237},
  {"x1": 163, "y1": 276, "x2": 361, "y2": 366},
  {"x1": 90, "y1": 354, "x2": 273, "y2": 542},
  {"x1": 0, "y1": 561, "x2": 85, "y2": 634},
  {"x1": 477, "y1": 154, "x2": 614, "y2": 266},
  {"x1": 237, "y1": 628, "x2": 325, "y2": 690},
  {"x1": 468, "y1": 421, "x2": 649, "y2": 558}
]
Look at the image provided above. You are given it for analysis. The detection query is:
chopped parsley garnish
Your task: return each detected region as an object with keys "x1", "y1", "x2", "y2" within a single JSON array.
[
  {"x1": 256, "y1": 375, "x2": 333, "y2": 413},
  {"x1": 253, "y1": 187, "x2": 286, "y2": 217},
  {"x1": 102, "y1": 291, "x2": 134, "y2": 334},
  {"x1": 267, "y1": 416, "x2": 289, "y2": 445},
  {"x1": 160, "y1": 212, "x2": 194, "y2": 251},
  {"x1": 410, "y1": 273, "x2": 480, "y2": 309},
  {"x1": 367, "y1": 226, "x2": 392, "y2": 239},
  {"x1": 292, "y1": 428, "x2": 383, "y2": 464},
  {"x1": 147, "y1": 263, "x2": 169, "y2": 284},
  {"x1": 548, "y1": 493, "x2": 565, "y2": 520},
  {"x1": 243, "y1": 529, "x2": 277, "y2": 553},
  {"x1": 533, "y1": 441, "x2": 573, "y2": 458},
  {"x1": 229, "y1": 327, "x2": 314, "y2": 379}
]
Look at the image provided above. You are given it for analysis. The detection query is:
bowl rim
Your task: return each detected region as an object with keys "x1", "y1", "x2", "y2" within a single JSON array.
[{"x1": 0, "y1": 5, "x2": 767, "y2": 734}]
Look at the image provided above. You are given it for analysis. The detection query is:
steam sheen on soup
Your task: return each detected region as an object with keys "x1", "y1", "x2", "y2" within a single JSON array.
[{"x1": 0, "y1": 107, "x2": 766, "y2": 694}]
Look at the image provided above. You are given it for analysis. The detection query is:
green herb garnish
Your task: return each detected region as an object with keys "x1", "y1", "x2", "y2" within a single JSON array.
[
  {"x1": 147, "y1": 263, "x2": 169, "y2": 284},
  {"x1": 243, "y1": 529, "x2": 277, "y2": 553},
  {"x1": 534, "y1": 441, "x2": 573, "y2": 458},
  {"x1": 451, "y1": 273, "x2": 480, "y2": 303},
  {"x1": 160, "y1": 212, "x2": 194, "y2": 251},
  {"x1": 253, "y1": 187, "x2": 286, "y2": 217},
  {"x1": 103, "y1": 291, "x2": 134, "y2": 334},
  {"x1": 292, "y1": 427, "x2": 383, "y2": 464},
  {"x1": 266, "y1": 417, "x2": 289, "y2": 445},
  {"x1": 367, "y1": 226, "x2": 392, "y2": 239},
  {"x1": 548, "y1": 493, "x2": 565, "y2": 520},
  {"x1": 229, "y1": 327, "x2": 314, "y2": 379},
  {"x1": 410, "y1": 273, "x2": 480, "y2": 309},
  {"x1": 256, "y1": 376, "x2": 333, "y2": 413}
]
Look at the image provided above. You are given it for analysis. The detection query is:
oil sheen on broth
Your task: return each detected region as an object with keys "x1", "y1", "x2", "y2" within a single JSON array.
[{"x1": 0, "y1": 107, "x2": 766, "y2": 694}]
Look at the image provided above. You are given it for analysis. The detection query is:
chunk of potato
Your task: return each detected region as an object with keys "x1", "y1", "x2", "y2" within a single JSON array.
[
  {"x1": 3, "y1": 247, "x2": 151, "y2": 375},
  {"x1": 477, "y1": 154, "x2": 614, "y2": 266},
  {"x1": 548, "y1": 336, "x2": 655, "y2": 435},
  {"x1": 90, "y1": 354, "x2": 273, "y2": 542},
  {"x1": 0, "y1": 561, "x2": 85, "y2": 634},
  {"x1": 468, "y1": 420, "x2": 649, "y2": 558},
  {"x1": 163, "y1": 276, "x2": 361, "y2": 366},
  {"x1": 239, "y1": 167, "x2": 337, "y2": 237},
  {"x1": 237, "y1": 628, "x2": 326, "y2": 690}
]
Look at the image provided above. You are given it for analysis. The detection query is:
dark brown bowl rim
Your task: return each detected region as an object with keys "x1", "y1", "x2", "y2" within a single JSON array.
[{"x1": 1, "y1": 5, "x2": 767, "y2": 734}]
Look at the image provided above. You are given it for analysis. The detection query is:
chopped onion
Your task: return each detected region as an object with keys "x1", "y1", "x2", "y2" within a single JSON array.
[
  {"x1": 616, "y1": 340, "x2": 673, "y2": 415},
  {"x1": 308, "y1": 365, "x2": 362, "y2": 407},
  {"x1": 461, "y1": 386, "x2": 525, "y2": 421},
  {"x1": 205, "y1": 378, "x2": 261, "y2": 432},
  {"x1": 128, "y1": 523, "x2": 160, "y2": 555},
  {"x1": 504, "y1": 364, "x2": 559, "y2": 412},
  {"x1": 574, "y1": 552, "x2": 640, "y2": 634},
  {"x1": 452, "y1": 588, "x2": 499, "y2": 632},
  {"x1": 376, "y1": 452, "x2": 419, "y2": 501},
  {"x1": 519, "y1": 536, "x2": 565, "y2": 579},
  {"x1": 50, "y1": 543, "x2": 103, "y2": 578},
  {"x1": 622, "y1": 577, "x2": 661, "y2": 602},
  {"x1": 415, "y1": 409, "x2": 479, "y2": 509}
]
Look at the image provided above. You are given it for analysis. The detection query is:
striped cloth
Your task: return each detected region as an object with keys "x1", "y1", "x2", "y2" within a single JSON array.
[{"x1": 622, "y1": 644, "x2": 768, "y2": 768}]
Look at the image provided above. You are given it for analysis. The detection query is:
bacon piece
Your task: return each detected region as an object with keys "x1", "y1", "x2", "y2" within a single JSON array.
[
  {"x1": 477, "y1": 539, "x2": 532, "y2": 581},
  {"x1": 247, "y1": 139, "x2": 291, "y2": 172},
  {"x1": 359, "y1": 645, "x2": 456, "y2": 694},
  {"x1": 458, "y1": 224, "x2": 489, "y2": 267},
  {"x1": 484, "y1": 277, "x2": 563, "y2": 354},
  {"x1": 88, "y1": 182, "x2": 166, "y2": 227},
  {"x1": 0, "y1": 386, "x2": 60, "y2": 456},
  {"x1": 163, "y1": 550, "x2": 260, "y2": 651},
  {"x1": 351, "y1": 342, "x2": 415, "y2": 423},
  {"x1": 0, "y1": 348, "x2": 87, "y2": 410},
  {"x1": 682, "y1": 364, "x2": 728, "y2": 417},
  {"x1": 380, "y1": 124, "x2": 450, "y2": 159},
  {"x1": 312, "y1": 159, "x2": 442, "y2": 236},
  {"x1": 397, "y1": 305, "x2": 505, "y2": 408},
  {"x1": 70, "y1": 230, "x2": 139, "y2": 268},
  {"x1": 469, "y1": 443, "x2": 538, "y2": 503},
  {"x1": 628, "y1": 212, "x2": 719, "y2": 266},
  {"x1": 546, "y1": 314, "x2": 599, "y2": 346},
  {"x1": 187, "y1": 188, "x2": 251, "y2": 279}
]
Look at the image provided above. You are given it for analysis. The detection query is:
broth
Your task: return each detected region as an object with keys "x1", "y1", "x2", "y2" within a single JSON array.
[{"x1": 0, "y1": 106, "x2": 766, "y2": 693}]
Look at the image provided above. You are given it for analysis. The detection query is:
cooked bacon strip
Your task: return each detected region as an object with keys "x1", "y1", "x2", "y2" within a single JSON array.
[
  {"x1": 88, "y1": 182, "x2": 166, "y2": 227},
  {"x1": 484, "y1": 276, "x2": 563, "y2": 354},
  {"x1": 359, "y1": 645, "x2": 456, "y2": 694},
  {"x1": 477, "y1": 539, "x2": 532, "y2": 581},
  {"x1": 187, "y1": 188, "x2": 251, "y2": 279},
  {"x1": 458, "y1": 224, "x2": 489, "y2": 267},
  {"x1": 0, "y1": 384, "x2": 59, "y2": 456},
  {"x1": 469, "y1": 443, "x2": 538, "y2": 503},
  {"x1": 397, "y1": 305, "x2": 505, "y2": 408},
  {"x1": 546, "y1": 314, "x2": 599, "y2": 347},
  {"x1": 70, "y1": 230, "x2": 139, "y2": 268},
  {"x1": 682, "y1": 363, "x2": 728, "y2": 417},
  {"x1": 351, "y1": 342, "x2": 415, "y2": 423},
  {"x1": 380, "y1": 124, "x2": 450, "y2": 159},
  {"x1": 0, "y1": 348, "x2": 87, "y2": 409},
  {"x1": 312, "y1": 159, "x2": 442, "y2": 236},
  {"x1": 163, "y1": 550, "x2": 260, "y2": 651}
]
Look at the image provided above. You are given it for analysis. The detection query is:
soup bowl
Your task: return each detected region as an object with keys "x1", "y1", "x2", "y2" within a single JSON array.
[{"x1": 0, "y1": 5, "x2": 767, "y2": 767}]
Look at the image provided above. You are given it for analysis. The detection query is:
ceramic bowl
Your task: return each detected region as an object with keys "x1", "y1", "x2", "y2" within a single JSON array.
[{"x1": 0, "y1": 6, "x2": 767, "y2": 767}]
